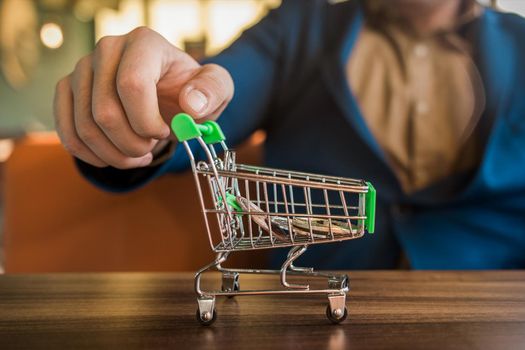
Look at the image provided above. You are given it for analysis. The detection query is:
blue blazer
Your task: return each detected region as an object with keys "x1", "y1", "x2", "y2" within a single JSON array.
[{"x1": 80, "y1": 0, "x2": 525, "y2": 269}]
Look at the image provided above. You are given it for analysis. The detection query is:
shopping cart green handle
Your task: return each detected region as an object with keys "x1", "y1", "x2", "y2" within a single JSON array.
[
  {"x1": 365, "y1": 182, "x2": 376, "y2": 234},
  {"x1": 171, "y1": 113, "x2": 225, "y2": 144}
]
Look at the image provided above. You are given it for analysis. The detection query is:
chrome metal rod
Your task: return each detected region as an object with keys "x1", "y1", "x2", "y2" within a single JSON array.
[
  {"x1": 202, "y1": 287, "x2": 349, "y2": 297},
  {"x1": 195, "y1": 252, "x2": 229, "y2": 297},
  {"x1": 196, "y1": 169, "x2": 368, "y2": 192},
  {"x1": 280, "y1": 245, "x2": 309, "y2": 289}
]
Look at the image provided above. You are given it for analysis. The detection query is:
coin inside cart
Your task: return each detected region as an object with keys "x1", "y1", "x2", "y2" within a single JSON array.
[
  {"x1": 236, "y1": 196, "x2": 289, "y2": 240},
  {"x1": 271, "y1": 216, "x2": 327, "y2": 239},
  {"x1": 292, "y1": 218, "x2": 352, "y2": 235}
]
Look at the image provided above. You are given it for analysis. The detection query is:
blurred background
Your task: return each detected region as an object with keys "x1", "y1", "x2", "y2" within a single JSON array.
[
  {"x1": 0, "y1": 0, "x2": 523, "y2": 273},
  {"x1": 0, "y1": 0, "x2": 280, "y2": 132}
]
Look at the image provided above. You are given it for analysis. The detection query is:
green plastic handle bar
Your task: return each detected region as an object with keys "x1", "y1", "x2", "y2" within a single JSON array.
[
  {"x1": 170, "y1": 113, "x2": 225, "y2": 144},
  {"x1": 218, "y1": 192, "x2": 243, "y2": 213},
  {"x1": 364, "y1": 182, "x2": 376, "y2": 234}
]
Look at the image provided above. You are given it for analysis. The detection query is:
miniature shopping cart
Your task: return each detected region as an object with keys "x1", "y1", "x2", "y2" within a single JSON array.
[{"x1": 171, "y1": 113, "x2": 376, "y2": 325}]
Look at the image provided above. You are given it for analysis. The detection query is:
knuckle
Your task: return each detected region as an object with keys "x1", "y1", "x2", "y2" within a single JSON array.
[
  {"x1": 208, "y1": 64, "x2": 231, "y2": 82},
  {"x1": 77, "y1": 127, "x2": 98, "y2": 145},
  {"x1": 207, "y1": 63, "x2": 228, "y2": 76},
  {"x1": 203, "y1": 64, "x2": 233, "y2": 98},
  {"x1": 128, "y1": 26, "x2": 152, "y2": 40},
  {"x1": 92, "y1": 107, "x2": 117, "y2": 130},
  {"x1": 95, "y1": 35, "x2": 118, "y2": 52},
  {"x1": 132, "y1": 123, "x2": 163, "y2": 139},
  {"x1": 116, "y1": 74, "x2": 145, "y2": 95},
  {"x1": 55, "y1": 76, "x2": 69, "y2": 93},
  {"x1": 122, "y1": 143, "x2": 152, "y2": 158},
  {"x1": 74, "y1": 55, "x2": 92, "y2": 72}
]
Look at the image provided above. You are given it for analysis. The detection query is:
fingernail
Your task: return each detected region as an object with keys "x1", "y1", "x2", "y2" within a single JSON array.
[
  {"x1": 187, "y1": 89, "x2": 208, "y2": 113},
  {"x1": 139, "y1": 153, "x2": 153, "y2": 167}
]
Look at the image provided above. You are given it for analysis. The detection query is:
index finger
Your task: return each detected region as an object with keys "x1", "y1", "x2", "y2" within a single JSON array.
[{"x1": 115, "y1": 29, "x2": 170, "y2": 139}]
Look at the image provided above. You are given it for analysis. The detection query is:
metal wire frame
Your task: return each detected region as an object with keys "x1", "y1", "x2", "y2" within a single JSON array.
[{"x1": 182, "y1": 137, "x2": 372, "y2": 253}]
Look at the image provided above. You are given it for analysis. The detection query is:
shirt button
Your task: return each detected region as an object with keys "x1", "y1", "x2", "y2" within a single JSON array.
[
  {"x1": 415, "y1": 100, "x2": 429, "y2": 114},
  {"x1": 413, "y1": 43, "x2": 429, "y2": 58}
]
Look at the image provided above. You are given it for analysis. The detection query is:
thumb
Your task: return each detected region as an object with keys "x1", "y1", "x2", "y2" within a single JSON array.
[{"x1": 179, "y1": 63, "x2": 234, "y2": 120}]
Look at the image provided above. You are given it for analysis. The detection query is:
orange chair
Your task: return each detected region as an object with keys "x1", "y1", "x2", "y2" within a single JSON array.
[{"x1": 3, "y1": 132, "x2": 267, "y2": 272}]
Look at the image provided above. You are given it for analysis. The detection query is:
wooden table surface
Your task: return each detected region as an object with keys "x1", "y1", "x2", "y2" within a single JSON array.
[{"x1": 1, "y1": 271, "x2": 524, "y2": 350}]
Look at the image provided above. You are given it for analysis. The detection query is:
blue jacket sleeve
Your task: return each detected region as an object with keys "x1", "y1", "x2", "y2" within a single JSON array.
[{"x1": 76, "y1": 1, "x2": 295, "y2": 193}]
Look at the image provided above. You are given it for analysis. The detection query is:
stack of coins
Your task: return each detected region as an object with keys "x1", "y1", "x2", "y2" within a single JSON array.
[{"x1": 235, "y1": 196, "x2": 353, "y2": 242}]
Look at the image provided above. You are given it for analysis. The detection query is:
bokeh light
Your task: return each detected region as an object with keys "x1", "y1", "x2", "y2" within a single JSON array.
[{"x1": 39, "y1": 22, "x2": 63, "y2": 49}]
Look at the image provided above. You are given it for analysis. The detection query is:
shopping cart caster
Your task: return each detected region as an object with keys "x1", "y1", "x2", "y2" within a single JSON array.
[
  {"x1": 326, "y1": 305, "x2": 348, "y2": 324},
  {"x1": 197, "y1": 297, "x2": 217, "y2": 326},
  {"x1": 221, "y1": 272, "x2": 240, "y2": 298},
  {"x1": 196, "y1": 308, "x2": 217, "y2": 326},
  {"x1": 326, "y1": 293, "x2": 347, "y2": 324},
  {"x1": 328, "y1": 275, "x2": 349, "y2": 290}
]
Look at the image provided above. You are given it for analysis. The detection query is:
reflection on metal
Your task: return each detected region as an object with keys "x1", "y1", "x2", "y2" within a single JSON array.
[{"x1": 0, "y1": 0, "x2": 39, "y2": 90}]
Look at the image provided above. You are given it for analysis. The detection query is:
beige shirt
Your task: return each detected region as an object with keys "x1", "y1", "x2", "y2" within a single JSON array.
[{"x1": 347, "y1": 3, "x2": 485, "y2": 193}]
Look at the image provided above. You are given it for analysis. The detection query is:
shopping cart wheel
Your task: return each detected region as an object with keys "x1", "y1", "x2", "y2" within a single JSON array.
[
  {"x1": 196, "y1": 308, "x2": 217, "y2": 326},
  {"x1": 197, "y1": 296, "x2": 217, "y2": 326},
  {"x1": 325, "y1": 305, "x2": 348, "y2": 324}
]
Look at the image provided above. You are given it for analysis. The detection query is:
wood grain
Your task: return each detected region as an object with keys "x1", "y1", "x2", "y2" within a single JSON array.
[{"x1": 1, "y1": 271, "x2": 524, "y2": 350}]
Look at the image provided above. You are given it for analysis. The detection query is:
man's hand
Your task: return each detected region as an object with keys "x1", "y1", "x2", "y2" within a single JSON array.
[{"x1": 54, "y1": 27, "x2": 234, "y2": 169}]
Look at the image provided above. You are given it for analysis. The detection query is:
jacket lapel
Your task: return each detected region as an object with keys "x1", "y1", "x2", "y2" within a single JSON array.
[
  {"x1": 321, "y1": 2, "x2": 392, "y2": 170},
  {"x1": 458, "y1": 8, "x2": 515, "y2": 200}
]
